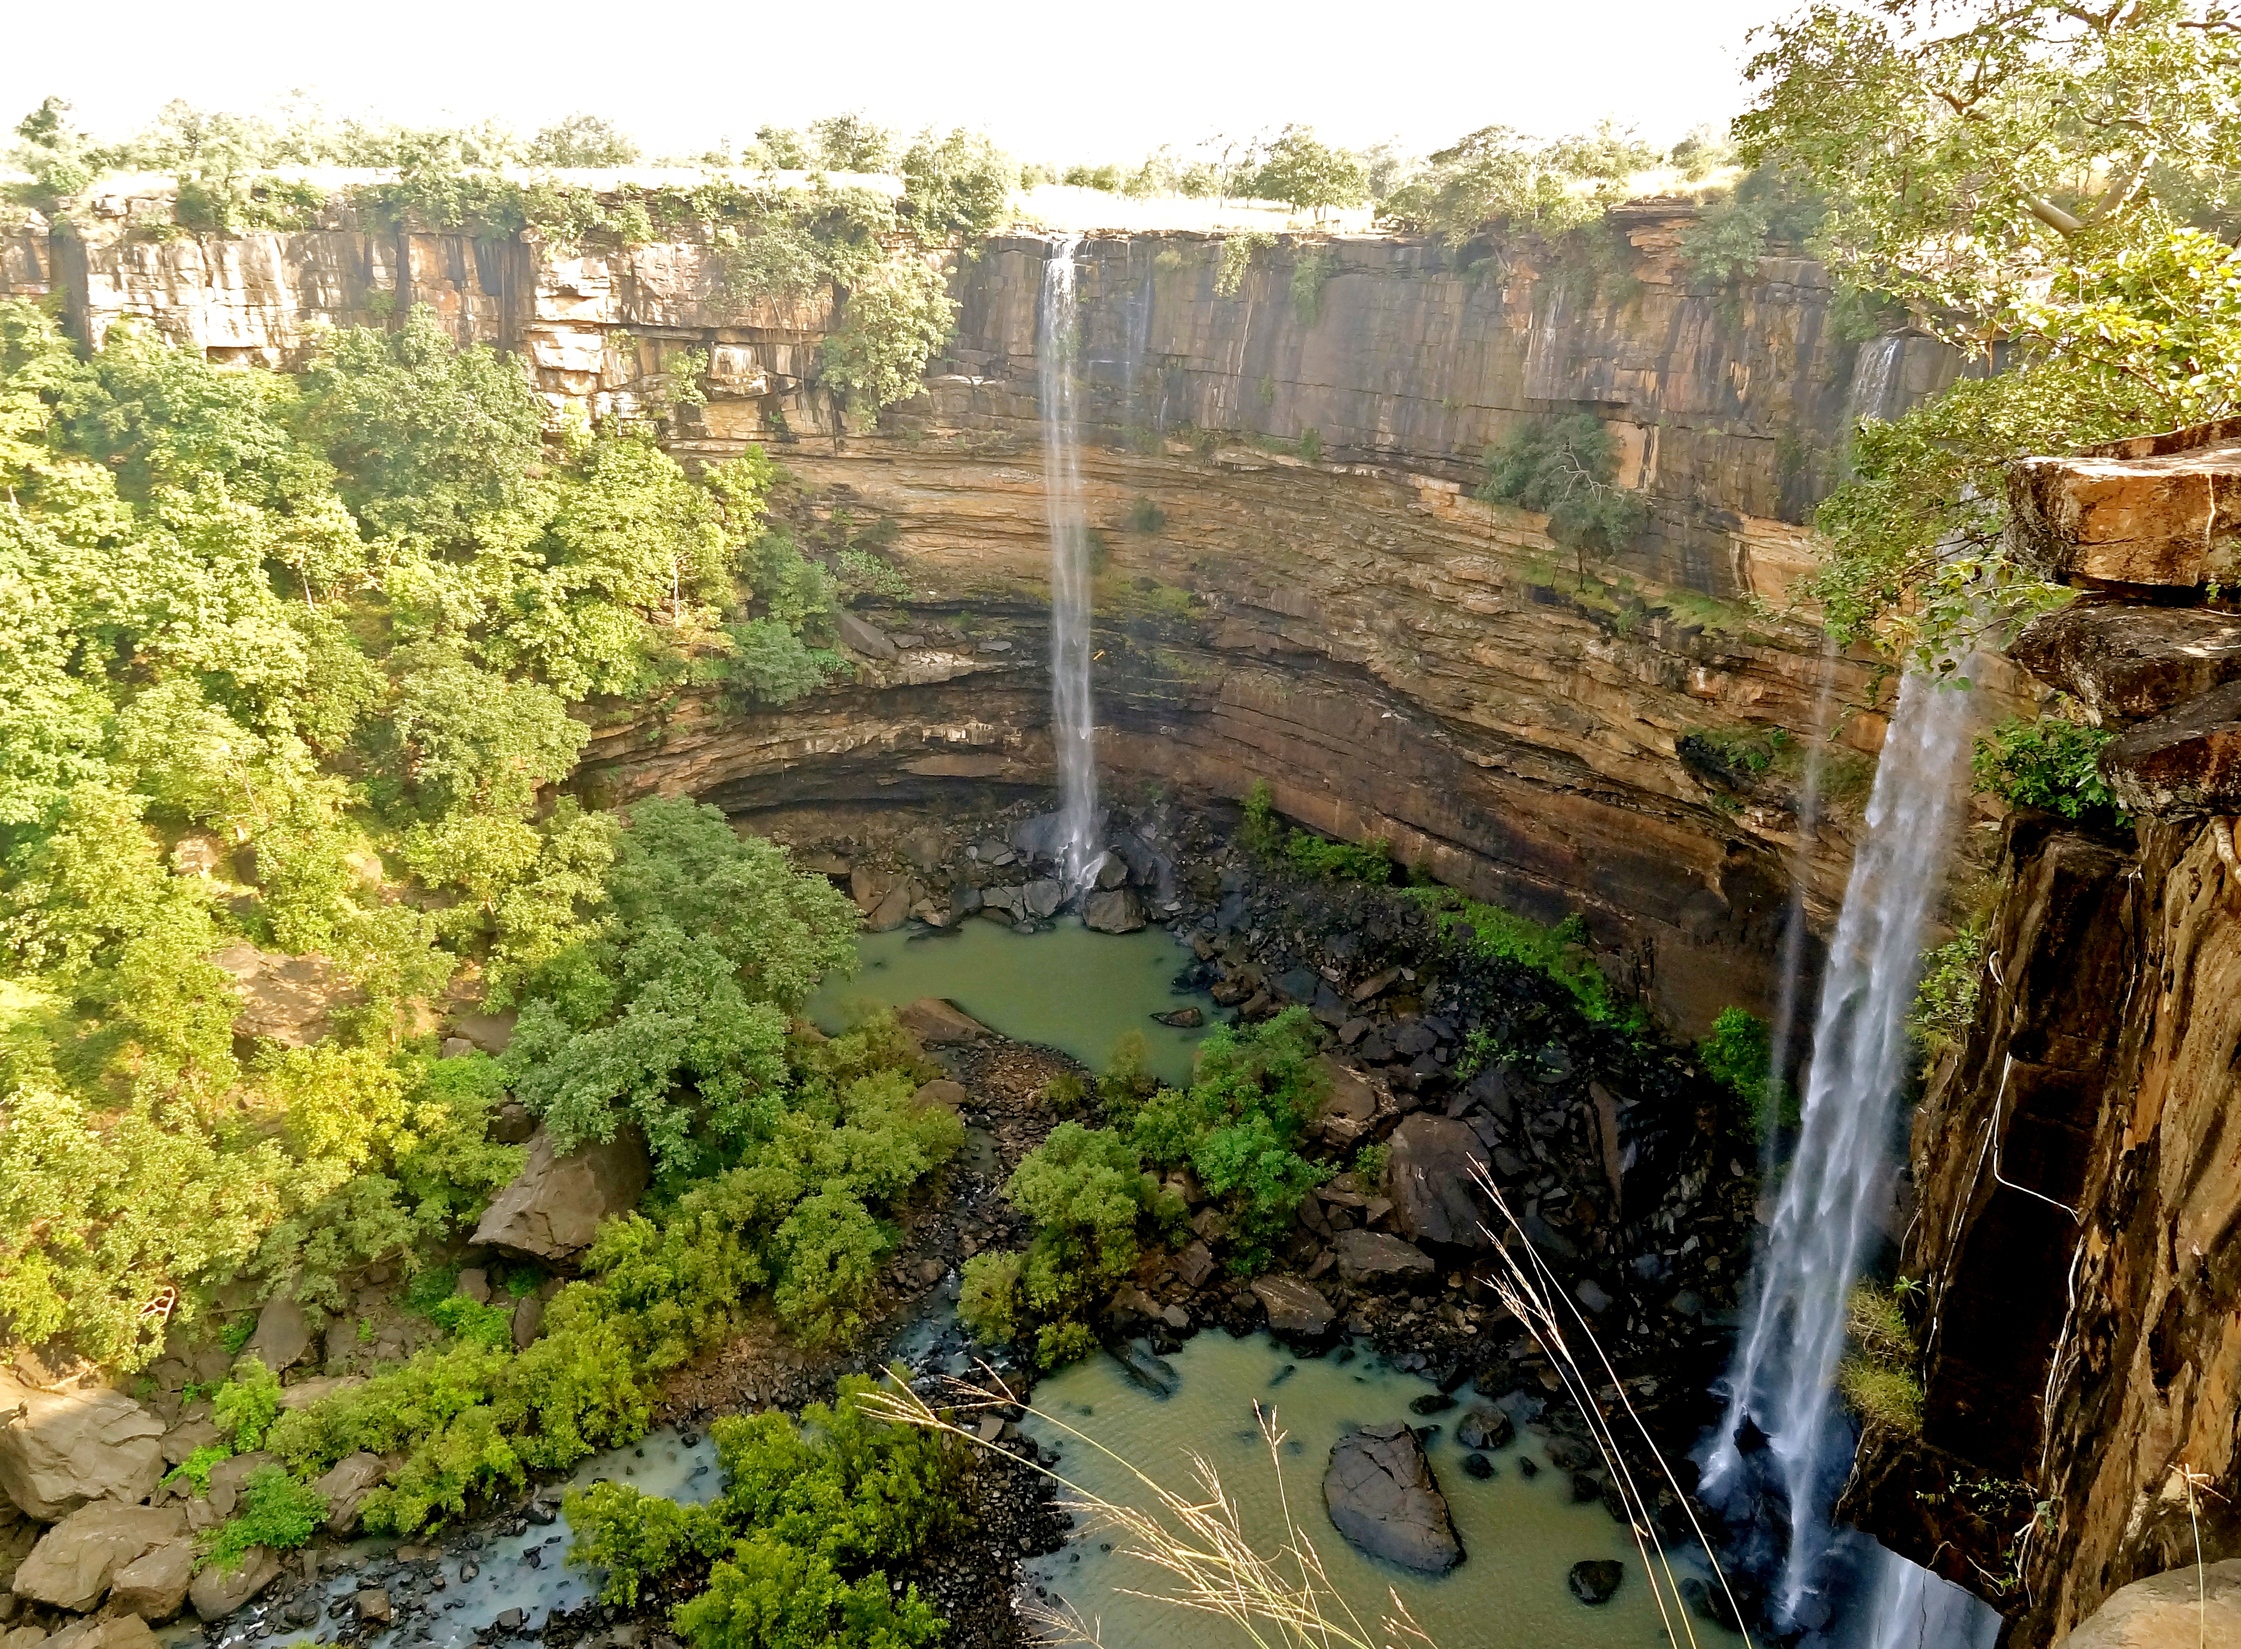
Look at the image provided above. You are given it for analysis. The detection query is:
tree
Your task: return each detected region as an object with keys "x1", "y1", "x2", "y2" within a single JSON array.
[
  {"x1": 1476, "y1": 413, "x2": 1649, "y2": 572},
  {"x1": 1251, "y1": 126, "x2": 1368, "y2": 220},
  {"x1": 1375, "y1": 120, "x2": 1655, "y2": 239},
  {"x1": 899, "y1": 128, "x2": 1014, "y2": 237},
  {"x1": 807, "y1": 114, "x2": 895, "y2": 175},
  {"x1": 529, "y1": 114, "x2": 640, "y2": 168},
  {"x1": 1736, "y1": 0, "x2": 2241, "y2": 656}
]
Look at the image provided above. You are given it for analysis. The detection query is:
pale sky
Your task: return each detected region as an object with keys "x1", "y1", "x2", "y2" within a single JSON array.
[{"x1": 4, "y1": 0, "x2": 1801, "y2": 164}]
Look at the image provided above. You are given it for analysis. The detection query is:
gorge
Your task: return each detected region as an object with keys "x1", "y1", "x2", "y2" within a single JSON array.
[{"x1": 2, "y1": 47, "x2": 2239, "y2": 1649}]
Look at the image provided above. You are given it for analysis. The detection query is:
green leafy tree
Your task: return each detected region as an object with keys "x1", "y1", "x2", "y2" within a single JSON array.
[
  {"x1": 1476, "y1": 414, "x2": 1648, "y2": 566},
  {"x1": 900, "y1": 129, "x2": 1015, "y2": 237},
  {"x1": 1378, "y1": 120, "x2": 1655, "y2": 237},
  {"x1": 529, "y1": 115, "x2": 640, "y2": 168},
  {"x1": 1251, "y1": 126, "x2": 1368, "y2": 220},
  {"x1": 1731, "y1": 0, "x2": 2241, "y2": 656}
]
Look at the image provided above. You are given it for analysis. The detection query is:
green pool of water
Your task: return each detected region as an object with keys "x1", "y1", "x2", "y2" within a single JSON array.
[
  {"x1": 1019, "y1": 1333, "x2": 1687, "y2": 1649},
  {"x1": 805, "y1": 917, "x2": 1212, "y2": 1087}
]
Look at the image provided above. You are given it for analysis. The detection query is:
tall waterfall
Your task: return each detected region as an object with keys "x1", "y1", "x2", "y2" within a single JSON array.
[
  {"x1": 1040, "y1": 233, "x2": 1099, "y2": 884},
  {"x1": 1701, "y1": 668, "x2": 1980, "y2": 1615}
]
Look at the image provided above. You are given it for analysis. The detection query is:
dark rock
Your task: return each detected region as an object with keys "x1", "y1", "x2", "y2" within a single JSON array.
[
  {"x1": 1575, "y1": 1278, "x2": 1613, "y2": 1314},
  {"x1": 1456, "y1": 1408, "x2": 1514, "y2": 1451},
  {"x1": 1546, "y1": 1436, "x2": 1601, "y2": 1472},
  {"x1": 2012, "y1": 602, "x2": 2241, "y2": 724},
  {"x1": 2102, "y1": 679, "x2": 2241, "y2": 814},
  {"x1": 835, "y1": 610, "x2": 898, "y2": 660},
  {"x1": 1112, "y1": 1341, "x2": 1179, "y2": 1398},
  {"x1": 1331, "y1": 1229, "x2": 1436, "y2": 1285},
  {"x1": 1517, "y1": 1456, "x2": 1539, "y2": 1478},
  {"x1": 1407, "y1": 1393, "x2": 1454, "y2": 1416},
  {"x1": 494, "y1": 1607, "x2": 527, "y2": 1633},
  {"x1": 1322, "y1": 1423, "x2": 1463, "y2": 1575},
  {"x1": 1568, "y1": 1559, "x2": 1625, "y2": 1605},
  {"x1": 1176, "y1": 1241, "x2": 1216, "y2": 1290},
  {"x1": 1082, "y1": 888, "x2": 1146, "y2": 933},
  {"x1": 1092, "y1": 852, "x2": 1130, "y2": 890},
  {"x1": 1154, "y1": 1007, "x2": 1203, "y2": 1028},
  {"x1": 244, "y1": 1294, "x2": 313, "y2": 1373},
  {"x1": 471, "y1": 1125, "x2": 651, "y2": 1263},
  {"x1": 1460, "y1": 1453, "x2": 1493, "y2": 1479},
  {"x1": 1023, "y1": 879, "x2": 1064, "y2": 920},
  {"x1": 1570, "y1": 1472, "x2": 1603, "y2": 1504},
  {"x1": 1251, "y1": 1277, "x2": 1334, "y2": 1340},
  {"x1": 1390, "y1": 1020, "x2": 1438, "y2": 1057},
  {"x1": 487, "y1": 1101, "x2": 536, "y2": 1144},
  {"x1": 1274, "y1": 968, "x2": 1320, "y2": 1004},
  {"x1": 1386, "y1": 1115, "x2": 1494, "y2": 1248}
]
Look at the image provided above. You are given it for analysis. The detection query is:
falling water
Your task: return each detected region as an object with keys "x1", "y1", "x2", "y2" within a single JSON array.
[
  {"x1": 1861, "y1": 1541, "x2": 2004, "y2": 1649},
  {"x1": 1040, "y1": 233, "x2": 1099, "y2": 885},
  {"x1": 1845, "y1": 335, "x2": 1907, "y2": 426},
  {"x1": 1701, "y1": 668, "x2": 1981, "y2": 1617},
  {"x1": 1758, "y1": 640, "x2": 1841, "y2": 1149}
]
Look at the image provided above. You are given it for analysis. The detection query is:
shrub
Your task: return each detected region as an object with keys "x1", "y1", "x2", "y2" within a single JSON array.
[
  {"x1": 1405, "y1": 887, "x2": 1633, "y2": 1028},
  {"x1": 562, "y1": 1483, "x2": 728, "y2": 1606},
  {"x1": 675, "y1": 1532, "x2": 942, "y2": 1649},
  {"x1": 1972, "y1": 714, "x2": 2123, "y2": 822},
  {"x1": 1838, "y1": 1282, "x2": 1923, "y2": 1436},
  {"x1": 212, "y1": 1359, "x2": 282, "y2": 1452},
  {"x1": 1476, "y1": 414, "x2": 1647, "y2": 559},
  {"x1": 957, "y1": 1250, "x2": 1024, "y2": 1348},
  {"x1": 1699, "y1": 1005, "x2": 1793, "y2": 1134},
  {"x1": 1910, "y1": 923, "x2": 1988, "y2": 1055},
  {"x1": 206, "y1": 1466, "x2": 326, "y2": 1570}
]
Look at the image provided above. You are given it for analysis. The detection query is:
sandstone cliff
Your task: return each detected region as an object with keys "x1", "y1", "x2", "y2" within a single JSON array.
[{"x1": 5, "y1": 189, "x2": 1962, "y2": 1031}]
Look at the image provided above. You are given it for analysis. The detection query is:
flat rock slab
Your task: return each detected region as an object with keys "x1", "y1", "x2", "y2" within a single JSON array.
[
  {"x1": 0, "y1": 1371, "x2": 165, "y2": 1520},
  {"x1": 1323, "y1": 1422, "x2": 1462, "y2": 1574},
  {"x1": 2102, "y1": 679, "x2": 2241, "y2": 814},
  {"x1": 2008, "y1": 422, "x2": 2241, "y2": 587},
  {"x1": 470, "y1": 1125, "x2": 650, "y2": 1262},
  {"x1": 895, "y1": 997, "x2": 990, "y2": 1044},
  {"x1": 1251, "y1": 1275, "x2": 1334, "y2": 1339},
  {"x1": 1386, "y1": 1114, "x2": 1493, "y2": 1248},
  {"x1": 2065, "y1": 1556, "x2": 2241, "y2": 1648},
  {"x1": 2012, "y1": 602, "x2": 2241, "y2": 725},
  {"x1": 1331, "y1": 1228, "x2": 1436, "y2": 1285}
]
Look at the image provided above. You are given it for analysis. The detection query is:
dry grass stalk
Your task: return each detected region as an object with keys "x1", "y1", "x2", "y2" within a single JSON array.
[
  {"x1": 1467, "y1": 1163, "x2": 1758, "y2": 1649},
  {"x1": 861, "y1": 1370, "x2": 1435, "y2": 1649}
]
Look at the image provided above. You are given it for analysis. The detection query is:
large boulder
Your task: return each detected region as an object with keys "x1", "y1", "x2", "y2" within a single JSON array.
[
  {"x1": 205, "y1": 943, "x2": 359, "y2": 1048},
  {"x1": 32, "y1": 1615, "x2": 159, "y2": 1649},
  {"x1": 11, "y1": 1503, "x2": 185, "y2": 1612},
  {"x1": 310, "y1": 1452, "x2": 386, "y2": 1536},
  {"x1": 1251, "y1": 1277, "x2": 1334, "y2": 1341},
  {"x1": 1322, "y1": 1422, "x2": 1462, "y2": 1574},
  {"x1": 1314, "y1": 1061, "x2": 1380, "y2": 1145},
  {"x1": 1331, "y1": 1229, "x2": 1437, "y2": 1286},
  {"x1": 187, "y1": 1546, "x2": 282, "y2": 1621},
  {"x1": 109, "y1": 1537, "x2": 196, "y2": 1621},
  {"x1": 1386, "y1": 1115, "x2": 1493, "y2": 1248},
  {"x1": 2065, "y1": 1558, "x2": 2241, "y2": 1648},
  {"x1": 2007, "y1": 423, "x2": 2241, "y2": 588},
  {"x1": 835, "y1": 610, "x2": 898, "y2": 661},
  {"x1": 894, "y1": 998, "x2": 989, "y2": 1045},
  {"x1": 0, "y1": 1372, "x2": 165, "y2": 1520},
  {"x1": 470, "y1": 1125, "x2": 650, "y2": 1263},
  {"x1": 242, "y1": 1294, "x2": 312, "y2": 1373},
  {"x1": 2011, "y1": 602, "x2": 2241, "y2": 725},
  {"x1": 1081, "y1": 888, "x2": 1146, "y2": 933}
]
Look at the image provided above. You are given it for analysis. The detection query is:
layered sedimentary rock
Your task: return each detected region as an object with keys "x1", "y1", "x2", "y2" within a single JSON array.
[
  {"x1": 8, "y1": 188, "x2": 1960, "y2": 1030},
  {"x1": 1847, "y1": 421, "x2": 2241, "y2": 1644}
]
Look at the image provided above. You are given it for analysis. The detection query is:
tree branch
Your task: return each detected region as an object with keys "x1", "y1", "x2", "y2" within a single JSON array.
[{"x1": 2020, "y1": 190, "x2": 2086, "y2": 234}]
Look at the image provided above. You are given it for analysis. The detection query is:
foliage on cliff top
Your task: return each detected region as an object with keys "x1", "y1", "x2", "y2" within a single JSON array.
[
  {"x1": 0, "y1": 295, "x2": 902, "y2": 1371},
  {"x1": 1377, "y1": 121, "x2": 1658, "y2": 240},
  {"x1": 1972, "y1": 711, "x2": 2123, "y2": 824},
  {"x1": 1731, "y1": 0, "x2": 2241, "y2": 660}
]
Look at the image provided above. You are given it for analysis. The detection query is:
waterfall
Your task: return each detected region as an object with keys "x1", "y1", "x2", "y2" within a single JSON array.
[
  {"x1": 1701, "y1": 668, "x2": 1980, "y2": 1617},
  {"x1": 1845, "y1": 336, "x2": 1906, "y2": 426},
  {"x1": 1040, "y1": 233, "x2": 1099, "y2": 886},
  {"x1": 1861, "y1": 1542, "x2": 2004, "y2": 1649},
  {"x1": 1758, "y1": 641, "x2": 1841, "y2": 1148}
]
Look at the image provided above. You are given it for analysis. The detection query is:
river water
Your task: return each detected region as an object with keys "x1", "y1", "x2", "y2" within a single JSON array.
[
  {"x1": 1020, "y1": 1333, "x2": 1691, "y2": 1649},
  {"x1": 805, "y1": 917, "x2": 1211, "y2": 1086}
]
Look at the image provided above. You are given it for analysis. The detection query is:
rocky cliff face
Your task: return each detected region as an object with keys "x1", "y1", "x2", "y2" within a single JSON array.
[
  {"x1": 1845, "y1": 425, "x2": 2241, "y2": 1645},
  {"x1": 7, "y1": 192, "x2": 1961, "y2": 1032}
]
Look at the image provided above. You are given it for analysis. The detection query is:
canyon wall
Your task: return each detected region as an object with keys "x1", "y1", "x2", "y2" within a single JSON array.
[
  {"x1": 3, "y1": 191, "x2": 1967, "y2": 1032},
  {"x1": 1843, "y1": 427, "x2": 2241, "y2": 1644}
]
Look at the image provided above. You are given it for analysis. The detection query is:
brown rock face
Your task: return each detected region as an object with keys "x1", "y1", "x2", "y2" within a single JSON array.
[
  {"x1": 11, "y1": 1504, "x2": 185, "y2": 1612},
  {"x1": 242, "y1": 1294, "x2": 312, "y2": 1374},
  {"x1": 0, "y1": 1373, "x2": 165, "y2": 1520},
  {"x1": 309, "y1": 1453, "x2": 385, "y2": 1536},
  {"x1": 206, "y1": 943, "x2": 360, "y2": 1049},
  {"x1": 1322, "y1": 1422, "x2": 1462, "y2": 1574},
  {"x1": 2010, "y1": 602, "x2": 2241, "y2": 725},
  {"x1": 2063, "y1": 1559, "x2": 2241, "y2": 1648},
  {"x1": 1385, "y1": 1115, "x2": 1494, "y2": 1248},
  {"x1": 469, "y1": 1125, "x2": 651, "y2": 1262},
  {"x1": 2009, "y1": 421, "x2": 2241, "y2": 587},
  {"x1": 2101, "y1": 680, "x2": 2241, "y2": 814}
]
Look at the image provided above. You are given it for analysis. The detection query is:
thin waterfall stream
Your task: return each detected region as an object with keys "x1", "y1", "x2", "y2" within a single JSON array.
[
  {"x1": 1701, "y1": 668, "x2": 1983, "y2": 1629},
  {"x1": 1039, "y1": 233, "x2": 1100, "y2": 887}
]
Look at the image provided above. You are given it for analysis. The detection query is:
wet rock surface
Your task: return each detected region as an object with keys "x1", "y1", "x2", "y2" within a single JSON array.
[{"x1": 1322, "y1": 1422, "x2": 1463, "y2": 1574}]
